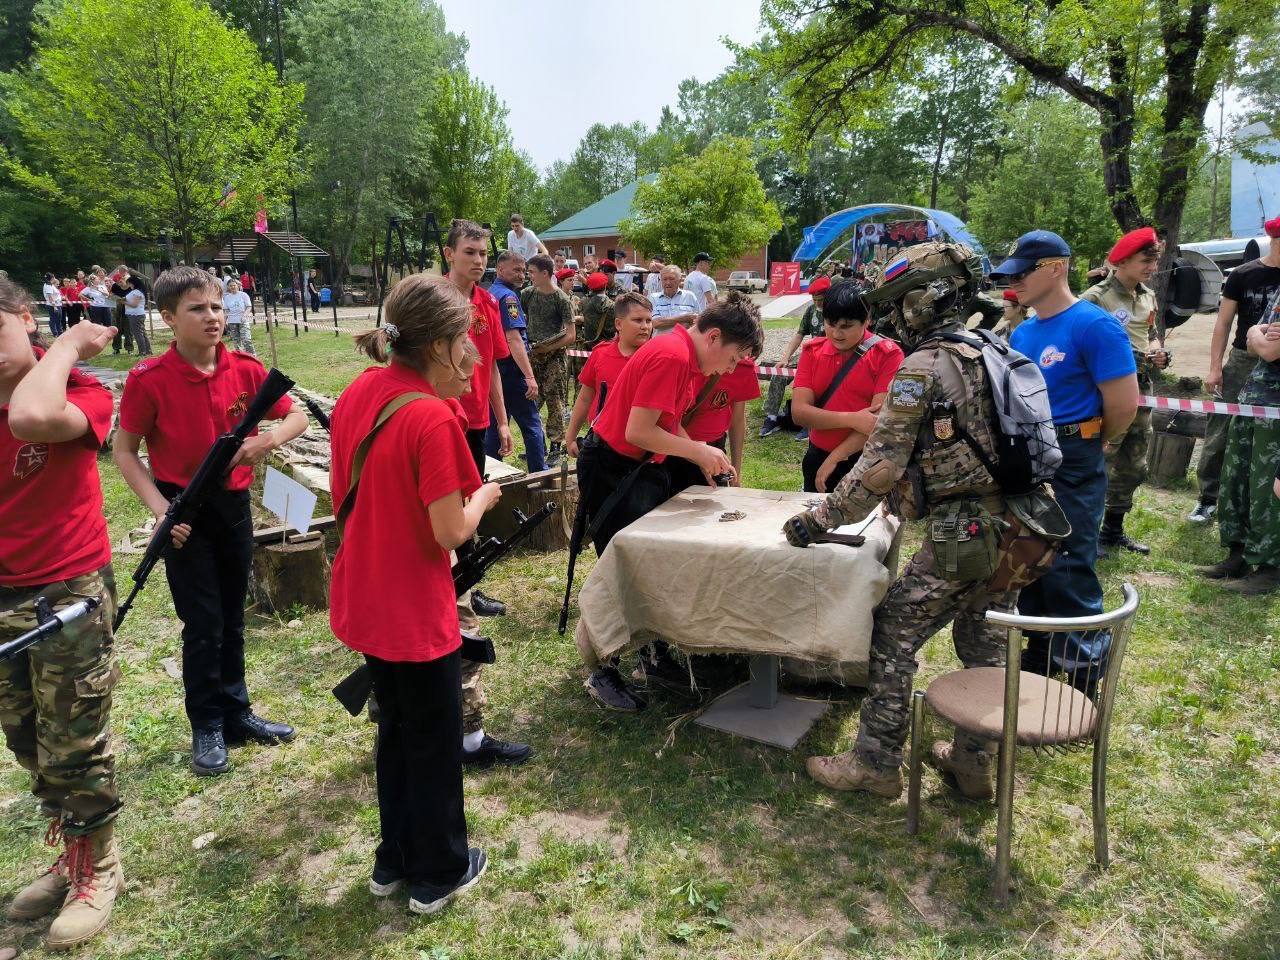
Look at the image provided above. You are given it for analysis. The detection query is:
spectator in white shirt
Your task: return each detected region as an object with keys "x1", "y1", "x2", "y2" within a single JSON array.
[
  {"x1": 647, "y1": 265, "x2": 699, "y2": 336},
  {"x1": 123, "y1": 277, "x2": 152, "y2": 355},
  {"x1": 223, "y1": 279, "x2": 256, "y2": 355},
  {"x1": 42, "y1": 274, "x2": 66, "y2": 336},
  {"x1": 684, "y1": 252, "x2": 718, "y2": 311},
  {"x1": 506, "y1": 214, "x2": 548, "y2": 260}
]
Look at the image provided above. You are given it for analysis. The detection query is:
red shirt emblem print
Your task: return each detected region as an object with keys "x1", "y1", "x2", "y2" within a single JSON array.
[
  {"x1": 13, "y1": 442, "x2": 49, "y2": 479},
  {"x1": 227, "y1": 391, "x2": 250, "y2": 419},
  {"x1": 472, "y1": 305, "x2": 489, "y2": 336}
]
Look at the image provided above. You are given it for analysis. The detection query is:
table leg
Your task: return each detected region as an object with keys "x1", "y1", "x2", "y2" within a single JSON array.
[{"x1": 748, "y1": 655, "x2": 779, "y2": 709}]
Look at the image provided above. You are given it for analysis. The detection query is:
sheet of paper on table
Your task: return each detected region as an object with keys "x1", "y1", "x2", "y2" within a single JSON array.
[{"x1": 574, "y1": 486, "x2": 901, "y2": 670}]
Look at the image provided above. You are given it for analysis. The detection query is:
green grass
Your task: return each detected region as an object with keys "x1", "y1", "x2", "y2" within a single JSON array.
[{"x1": 4, "y1": 328, "x2": 1279, "y2": 959}]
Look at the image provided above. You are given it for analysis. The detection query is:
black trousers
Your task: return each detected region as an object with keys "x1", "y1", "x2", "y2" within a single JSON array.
[
  {"x1": 112, "y1": 301, "x2": 133, "y2": 353},
  {"x1": 365, "y1": 651, "x2": 469, "y2": 891},
  {"x1": 801, "y1": 442, "x2": 859, "y2": 494},
  {"x1": 465, "y1": 428, "x2": 487, "y2": 476},
  {"x1": 157, "y1": 483, "x2": 253, "y2": 729},
  {"x1": 577, "y1": 434, "x2": 671, "y2": 555},
  {"x1": 665, "y1": 435, "x2": 727, "y2": 496}
]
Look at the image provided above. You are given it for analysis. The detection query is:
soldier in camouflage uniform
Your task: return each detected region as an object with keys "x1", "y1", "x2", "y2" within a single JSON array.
[
  {"x1": 1080, "y1": 228, "x2": 1170, "y2": 556},
  {"x1": 783, "y1": 242, "x2": 1020, "y2": 801},
  {"x1": 522, "y1": 256, "x2": 577, "y2": 465},
  {"x1": 1205, "y1": 288, "x2": 1280, "y2": 595},
  {"x1": 0, "y1": 306, "x2": 124, "y2": 949},
  {"x1": 578, "y1": 273, "x2": 616, "y2": 350}
]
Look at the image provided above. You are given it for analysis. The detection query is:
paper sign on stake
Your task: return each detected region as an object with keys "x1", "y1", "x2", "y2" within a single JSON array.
[{"x1": 262, "y1": 466, "x2": 317, "y2": 535}]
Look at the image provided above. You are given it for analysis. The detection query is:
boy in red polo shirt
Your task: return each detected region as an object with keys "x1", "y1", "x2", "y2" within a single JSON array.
[
  {"x1": 668, "y1": 340, "x2": 764, "y2": 494},
  {"x1": 114, "y1": 266, "x2": 308, "y2": 777},
  {"x1": 565, "y1": 292, "x2": 654, "y2": 457},
  {"x1": 577, "y1": 293, "x2": 762, "y2": 711},
  {"x1": 792, "y1": 282, "x2": 903, "y2": 493},
  {"x1": 1, "y1": 284, "x2": 125, "y2": 949}
]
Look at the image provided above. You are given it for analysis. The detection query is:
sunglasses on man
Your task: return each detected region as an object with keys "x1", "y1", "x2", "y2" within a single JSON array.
[{"x1": 1004, "y1": 258, "x2": 1070, "y2": 283}]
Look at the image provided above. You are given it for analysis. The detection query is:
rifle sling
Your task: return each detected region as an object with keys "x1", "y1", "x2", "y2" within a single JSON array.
[
  {"x1": 335, "y1": 391, "x2": 433, "y2": 539},
  {"x1": 815, "y1": 335, "x2": 880, "y2": 410}
]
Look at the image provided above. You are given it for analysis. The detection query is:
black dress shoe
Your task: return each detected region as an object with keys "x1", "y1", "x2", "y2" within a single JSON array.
[
  {"x1": 462, "y1": 734, "x2": 533, "y2": 767},
  {"x1": 409, "y1": 848, "x2": 487, "y2": 915},
  {"x1": 472, "y1": 591, "x2": 507, "y2": 617},
  {"x1": 225, "y1": 710, "x2": 296, "y2": 746},
  {"x1": 585, "y1": 666, "x2": 646, "y2": 712},
  {"x1": 192, "y1": 727, "x2": 229, "y2": 776}
]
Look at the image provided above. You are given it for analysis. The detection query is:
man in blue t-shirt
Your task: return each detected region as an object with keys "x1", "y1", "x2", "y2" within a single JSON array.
[
  {"x1": 996, "y1": 231, "x2": 1138, "y2": 689},
  {"x1": 485, "y1": 250, "x2": 547, "y2": 472}
]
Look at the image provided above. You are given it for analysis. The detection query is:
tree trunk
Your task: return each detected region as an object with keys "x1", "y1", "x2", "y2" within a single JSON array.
[{"x1": 251, "y1": 536, "x2": 331, "y2": 613}]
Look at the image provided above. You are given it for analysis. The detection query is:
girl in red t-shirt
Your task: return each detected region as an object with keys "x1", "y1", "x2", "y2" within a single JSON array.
[
  {"x1": 0, "y1": 278, "x2": 126, "y2": 949},
  {"x1": 329, "y1": 274, "x2": 499, "y2": 915}
]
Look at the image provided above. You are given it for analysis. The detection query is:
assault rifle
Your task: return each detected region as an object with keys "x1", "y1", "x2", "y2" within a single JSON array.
[
  {"x1": 112, "y1": 368, "x2": 296, "y2": 631},
  {"x1": 0, "y1": 597, "x2": 100, "y2": 662},
  {"x1": 332, "y1": 503, "x2": 557, "y2": 716}
]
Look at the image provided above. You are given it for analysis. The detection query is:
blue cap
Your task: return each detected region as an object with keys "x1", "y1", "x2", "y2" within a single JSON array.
[{"x1": 990, "y1": 230, "x2": 1072, "y2": 277}]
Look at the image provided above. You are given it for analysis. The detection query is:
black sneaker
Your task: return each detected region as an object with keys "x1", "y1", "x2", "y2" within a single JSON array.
[
  {"x1": 192, "y1": 727, "x2": 229, "y2": 777},
  {"x1": 462, "y1": 735, "x2": 533, "y2": 767},
  {"x1": 409, "y1": 848, "x2": 487, "y2": 915},
  {"x1": 225, "y1": 710, "x2": 296, "y2": 746},
  {"x1": 585, "y1": 666, "x2": 646, "y2": 712},
  {"x1": 369, "y1": 863, "x2": 405, "y2": 897},
  {"x1": 472, "y1": 591, "x2": 507, "y2": 618},
  {"x1": 759, "y1": 417, "x2": 781, "y2": 438},
  {"x1": 1187, "y1": 501, "x2": 1217, "y2": 524}
]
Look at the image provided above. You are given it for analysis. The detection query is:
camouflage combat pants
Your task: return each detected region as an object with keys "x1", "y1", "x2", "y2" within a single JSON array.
[
  {"x1": 532, "y1": 350, "x2": 569, "y2": 449},
  {"x1": 456, "y1": 595, "x2": 486, "y2": 735},
  {"x1": 1199, "y1": 348, "x2": 1256, "y2": 504},
  {"x1": 763, "y1": 364, "x2": 796, "y2": 419},
  {"x1": 1218, "y1": 414, "x2": 1280, "y2": 566},
  {"x1": 855, "y1": 543, "x2": 1017, "y2": 773},
  {"x1": 0, "y1": 567, "x2": 121, "y2": 836},
  {"x1": 1104, "y1": 367, "x2": 1152, "y2": 514}
]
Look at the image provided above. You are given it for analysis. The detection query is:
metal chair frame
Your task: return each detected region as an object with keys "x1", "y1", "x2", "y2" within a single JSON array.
[{"x1": 906, "y1": 583, "x2": 1141, "y2": 903}]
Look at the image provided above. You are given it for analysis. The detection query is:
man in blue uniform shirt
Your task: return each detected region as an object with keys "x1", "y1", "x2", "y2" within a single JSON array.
[
  {"x1": 995, "y1": 230, "x2": 1138, "y2": 690},
  {"x1": 486, "y1": 250, "x2": 547, "y2": 472}
]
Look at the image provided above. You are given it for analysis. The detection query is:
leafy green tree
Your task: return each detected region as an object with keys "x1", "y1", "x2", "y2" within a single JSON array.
[
  {"x1": 618, "y1": 138, "x2": 782, "y2": 269},
  {"x1": 0, "y1": 0, "x2": 38, "y2": 70},
  {"x1": 4, "y1": 0, "x2": 302, "y2": 262},
  {"x1": 288, "y1": 0, "x2": 463, "y2": 283}
]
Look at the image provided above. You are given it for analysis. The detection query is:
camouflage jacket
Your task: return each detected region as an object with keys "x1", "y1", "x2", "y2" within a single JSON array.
[
  {"x1": 579, "y1": 292, "x2": 616, "y2": 348},
  {"x1": 811, "y1": 323, "x2": 1003, "y2": 530}
]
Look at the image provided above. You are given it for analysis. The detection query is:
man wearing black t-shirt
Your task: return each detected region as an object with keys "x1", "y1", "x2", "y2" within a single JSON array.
[
  {"x1": 1195, "y1": 220, "x2": 1280, "y2": 522},
  {"x1": 109, "y1": 269, "x2": 135, "y2": 355}
]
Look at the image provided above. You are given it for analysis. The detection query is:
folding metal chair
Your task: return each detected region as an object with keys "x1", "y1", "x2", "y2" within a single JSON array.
[{"x1": 906, "y1": 583, "x2": 1141, "y2": 902}]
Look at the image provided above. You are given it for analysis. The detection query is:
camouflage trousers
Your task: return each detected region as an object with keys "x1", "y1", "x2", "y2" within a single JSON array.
[
  {"x1": 0, "y1": 567, "x2": 121, "y2": 836},
  {"x1": 532, "y1": 350, "x2": 569, "y2": 449},
  {"x1": 1218, "y1": 414, "x2": 1280, "y2": 566},
  {"x1": 1198, "y1": 348, "x2": 1256, "y2": 504},
  {"x1": 456, "y1": 595, "x2": 486, "y2": 735},
  {"x1": 763, "y1": 364, "x2": 796, "y2": 419},
  {"x1": 1104, "y1": 368, "x2": 1152, "y2": 515},
  {"x1": 855, "y1": 542, "x2": 1017, "y2": 773}
]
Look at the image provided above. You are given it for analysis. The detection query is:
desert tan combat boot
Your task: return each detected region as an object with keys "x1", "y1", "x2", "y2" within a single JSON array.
[
  {"x1": 6, "y1": 819, "x2": 70, "y2": 921},
  {"x1": 805, "y1": 750, "x2": 902, "y2": 798},
  {"x1": 927, "y1": 741, "x2": 995, "y2": 801},
  {"x1": 45, "y1": 823, "x2": 124, "y2": 951}
]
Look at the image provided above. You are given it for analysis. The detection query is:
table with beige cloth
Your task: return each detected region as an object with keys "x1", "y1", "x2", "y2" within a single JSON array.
[{"x1": 574, "y1": 486, "x2": 901, "y2": 676}]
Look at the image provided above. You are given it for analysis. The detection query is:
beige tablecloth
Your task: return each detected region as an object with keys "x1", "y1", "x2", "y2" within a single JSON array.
[{"x1": 575, "y1": 487, "x2": 900, "y2": 669}]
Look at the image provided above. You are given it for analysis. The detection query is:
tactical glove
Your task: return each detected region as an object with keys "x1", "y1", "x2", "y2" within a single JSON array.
[{"x1": 783, "y1": 510, "x2": 827, "y2": 548}]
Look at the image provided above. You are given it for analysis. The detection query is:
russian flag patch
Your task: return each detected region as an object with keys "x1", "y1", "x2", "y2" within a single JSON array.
[{"x1": 884, "y1": 256, "x2": 909, "y2": 281}]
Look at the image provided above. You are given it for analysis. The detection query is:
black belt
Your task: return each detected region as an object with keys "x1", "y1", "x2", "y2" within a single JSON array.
[{"x1": 1056, "y1": 418, "x2": 1102, "y2": 439}]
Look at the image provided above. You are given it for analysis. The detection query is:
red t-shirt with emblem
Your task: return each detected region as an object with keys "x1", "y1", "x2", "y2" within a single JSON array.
[
  {"x1": 577, "y1": 338, "x2": 637, "y2": 422},
  {"x1": 329, "y1": 362, "x2": 481, "y2": 662},
  {"x1": 0, "y1": 357, "x2": 113, "y2": 586},
  {"x1": 457, "y1": 284, "x2": 511, "y2": 431},
  {"x1": 591, "y1": 324, "x2": 700, "y2": 461},
  {"x1": 118, "y1": 343, "x2": 293, "y2": 490},
  {"x1": 685, "y1": 358, "x2": 761, "y2": 443},
  {"x1": 794, "y1": 332, "x2": 904, "y2": 453}
]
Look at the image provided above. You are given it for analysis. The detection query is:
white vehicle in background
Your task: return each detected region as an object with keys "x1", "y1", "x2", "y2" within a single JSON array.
[{"x1": 727, "y1": 270, "x2": 767, "y2": 293}]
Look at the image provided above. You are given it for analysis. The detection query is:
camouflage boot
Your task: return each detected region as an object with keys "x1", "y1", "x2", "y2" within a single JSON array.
[
  {"x1": 926, "y1": 741, "x2": 994, "y2": 801},
  {"x1": 805, "y1": 750, "x2": 902, "y2": 798},
  {"x1": 6, "y1": 819, "x2": 70, "y2": 921},
  {"x1": 45, "y1": 823, "x2": 123, "y2": 951}
]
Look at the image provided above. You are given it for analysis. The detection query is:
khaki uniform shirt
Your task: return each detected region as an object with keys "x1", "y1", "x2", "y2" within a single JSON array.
[{"x1": 1081, "y1": 276, "x2": 1158, "y2": 353}]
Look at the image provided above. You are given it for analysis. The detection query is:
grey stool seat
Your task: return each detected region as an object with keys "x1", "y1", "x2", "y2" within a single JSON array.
[{"x1": 925, "y1": 668, "x2": 1096, "y2": 747}]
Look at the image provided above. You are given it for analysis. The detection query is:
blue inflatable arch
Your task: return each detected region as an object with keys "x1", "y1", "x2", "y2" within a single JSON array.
[{"x1": 792, "y1": 204, "x2": 987, "y2": 266}]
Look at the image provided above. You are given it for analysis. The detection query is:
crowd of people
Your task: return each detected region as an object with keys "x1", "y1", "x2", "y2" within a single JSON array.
[
  {"x1": 36, "y1": 265, "x2": 152, "y2": 356},
  {"x1": 3, "y1": 211, "x2": 1279, "y2": 948}
]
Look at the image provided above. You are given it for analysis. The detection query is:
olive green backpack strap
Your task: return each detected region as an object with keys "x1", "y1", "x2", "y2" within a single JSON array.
[{"x1": 335, "y1": 392, "x2": 432, "y2": 539}]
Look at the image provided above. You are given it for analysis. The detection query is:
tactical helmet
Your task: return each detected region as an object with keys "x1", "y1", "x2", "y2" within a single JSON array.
[{"x1": 863, "y1": 241, "x2": 984, "y2": 348}]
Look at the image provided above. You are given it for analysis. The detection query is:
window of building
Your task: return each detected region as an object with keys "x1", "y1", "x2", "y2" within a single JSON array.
[{"x1": 584, "y1": 244, "x2": 595, "y2": 256}]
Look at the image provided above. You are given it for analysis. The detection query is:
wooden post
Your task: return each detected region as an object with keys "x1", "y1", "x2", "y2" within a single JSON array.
[
  {"x1": 251, "y1": 533, "x2": 330, "y2": 613},
  {"x1": 1146, "y1": 431, "x2": 1196, "y2": 488}
]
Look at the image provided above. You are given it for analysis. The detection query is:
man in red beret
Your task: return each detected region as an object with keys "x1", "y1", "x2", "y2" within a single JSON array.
[
  {"x1": 578, "y1": 272, "x2": 616, "y2": 351},
  {"x1": 1195, "y1": 215, "x2": 1280, "y2": 527},
  {"x1": 760, "y1": 274, "x2": 831, "y2": 437},
  {"x1": 1081, "y1": 225, "x2": 1169, "y2": 555}
]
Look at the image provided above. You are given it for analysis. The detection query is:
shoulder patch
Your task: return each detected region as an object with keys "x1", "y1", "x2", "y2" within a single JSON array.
[
  {"x1": 505, "y1": 299, "x2": 520, "y2": 319},
  {"x1": 888, "y1": 373, "x2": 928, "y2": 413}
]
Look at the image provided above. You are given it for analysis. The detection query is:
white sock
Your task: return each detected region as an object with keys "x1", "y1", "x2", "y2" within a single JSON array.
[{"x1": 463, "y1": 729, "x2": 484, "y2": 752}]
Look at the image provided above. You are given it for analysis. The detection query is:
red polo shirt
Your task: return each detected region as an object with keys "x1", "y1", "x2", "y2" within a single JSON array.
[
  {"x1": 794, "y1": 332, "x2": 903, "y2": 452},
  {"x1": 458, "y1": 284, "x2": 510, "y2": 430},
  {"x1": 577, "y1": 338, "x2": 637, "y2": 422},
  {"x1": 685, "y1": 358, "x2": 761, "y2": 443},
  {"x1": 592, "y1": 324, "x2": 700, "y2": 461},
  {"x1": 0, "y1": 358, "x2": 113, "y2": 586},
  {"x1": 118, "y1": 343, "x2": 293, "y2": 490},
  {"x1": 329, "y1": 362, "x2": 481, "y2": 662}
]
